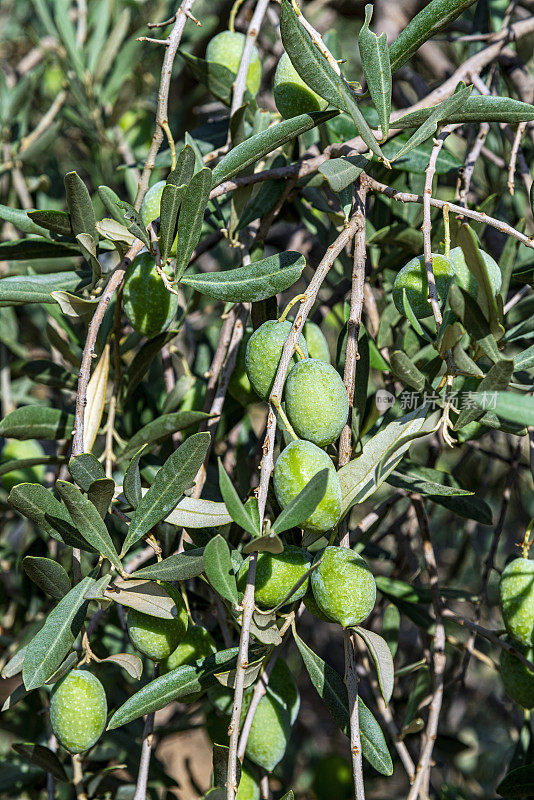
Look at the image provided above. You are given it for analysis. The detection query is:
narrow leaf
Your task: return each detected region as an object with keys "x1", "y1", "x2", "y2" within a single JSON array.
[
  {"x1": 83, "y1": 344, "x2": 110, "y2": 453},
  {"x1": 203, "y1": 535, "x2": 239, "y2": 605},
  {"x1": 272, "y1": 469, "x2": 329, "y2": 534},
  {"x1": 64, "y1": 171, "x2": 96, "y2": 238},
  {"x1": 22, "y1": 576, "x2": 93, "y2": 690},
  {"x1": 69, "y1": 452, "x2": 106, "y2": 491},
  {"x1": 123, "y1": 446, "x2": 146, "y2": 508},
  {"x1": 181, "y1": 252, "x2": 305, "y2": 303},
  {"x1": 175, "y1": 168, "x2": 212, "y2": 281},
  {"x1": 107, "y1": 648, "x2": 240, "y2": 728},
  {"x1": 8, "y1": 483, "x2": 93, "y2": 551},
  {"x1": 218, "y1": 460, "x2": 260, "y2": 537},
  {"x1": 211, "y1": 110, "x2": 338, "y2": 188},
  {"x1": 122, "y1": 432, "x2": 210, "y2": 554},
  {"x1": 294, "y1": 631, "x2": 393, "y2": 775},
  {"x1": 389, "y1": 0, "x2": 477, "y2": 72},
  {"x1": 56, "y1": 481, "x2": 123, "y2": 572},
  {"x1": 0, "y1": 406, "x2": 74, "y2": 440},
  {"x1": 23, "y1": 557, "x2": 71, "y2": 600},
  {"x1": 131, "y1": 549, "x2": 205, "y2": 581},
  {"x1": 353, "y1": 627, "x2": 394, "y2": 703},
  {"x1": 358, "y1": 5, "x2": 392, "y2": 140}
]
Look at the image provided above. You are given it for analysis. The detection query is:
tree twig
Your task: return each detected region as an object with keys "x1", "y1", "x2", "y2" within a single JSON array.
[
  {"x1": 408, "y1": 496, "x2": 446, "y2": 800},
  {"x1": 228, "y1": 0, "x2": 270, "y2": 126},
  {"x1": 134, "y1": 0, "x2": 197, "y2": 209},
  {"x1": 256, "y1": 214, "x2": 365, "y2": 523},
  {"x1": 344, "y1": 629, "x2": 365, "y2": 800}
]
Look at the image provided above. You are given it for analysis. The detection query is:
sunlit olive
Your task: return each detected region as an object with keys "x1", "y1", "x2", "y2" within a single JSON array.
[
  {"x1": 499, "y1": 557, "x2": 534, "y2": 647},
  {"x1": 122, "y1": 253, "x2": 179, "y2": 338},
  {"x1": 245, "y1": 320, "x2": 308, "y2": 400},
  {"x1": 273, "y1": 440, "x2": 341, "y2": 534},
  {"x1": 127, "y1": 583, "x2": 188, "y2": 661},
  {"x1": 393, "y1": 253, "x2": 454, "y2": 319},
  {"x1": 284, "y1": 359, "x2": 348, "y2": 447},
  {"x1": 50, "y1": 670, "x2": 107, "y2": 754},
  {"x1": 206, "y1": 31, "x2": 261, "y2": 96},
  {"x1": 311, "y1": 546, "x2": 376, "y2": 627}
]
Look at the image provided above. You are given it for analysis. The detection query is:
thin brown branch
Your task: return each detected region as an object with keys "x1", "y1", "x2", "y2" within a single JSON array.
[
  {"x1": 228, "y1": 0, "x2": 270, "y2": 124},
  {"x1": 338, "y1": 177, "x2": 368, "y2": 476},
  {"x1": 344, "y1": 630, "x2": 365, "y2": 800},
  {"x1": 134, "y1": 0, "x2": 197, "y2": 209},
  {"x1": 409, "y1": 497, "x2": 446, "y2": 800},
  {"x1": 256, "y1": 214, "x2": 365, "y2": 524},
  {"x1": 226, "y1": 553, "x2": 257, "y2": 800},
  {"x1": 423, "y1": 126, "x2": 460, "y2": 330}
]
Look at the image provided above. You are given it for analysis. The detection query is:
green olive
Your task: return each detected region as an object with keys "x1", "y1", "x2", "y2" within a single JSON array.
[
  {"x1": 499, "y1": 557, "x2": 534, "y2": 647},
  {"x1": 393, "y1": 253, "x2": 454, "y2": 319},
  {"x1": 206, "y1": 31, "x2": 261, "y2": 96},
  {"x1": 228, "y1": 329, "x2": 257, "y2": 406},
  {"x1": 273, "y1": 52, "x2": 328, "y2": 119},
  {"x1": 237, "y1": 546, "x2": 312, "y2": 608},
  {"x1": 273, "y1": 440, "x2": 341, "y2": 534},
  {"x1": 266, "y1": 658, "x2": 300, "y2": 724},
  {"x1": 127, "y1": 583, "x2": 188, "y2": 661},
  {"x1": 50, "y1": 670, "x2": 107, "y2": 754},
  {"x1": 245, "y1": 319, "x2": 308, "y2": 400},
  {"x1": 310, "y1": 546, "x2": 376, "y2": 627},
  {"x1": 122, "y1": 253, "x2": 179, "y2": 338},
  {"x1": 284, "y1": 358, "x2": 348, "y2": 447},
  {"x1": 237, "y1": 762, "x2": 260, "y2": 800},
  {"x1": 303, "y1": 321, "x2": 331, "y2": 363},
  {"x1": 240, "y1": 691, "x2": 291, "y2": 771},
  {"x1": 500, "y1": 639, "x2": 534, "y2": 708}
]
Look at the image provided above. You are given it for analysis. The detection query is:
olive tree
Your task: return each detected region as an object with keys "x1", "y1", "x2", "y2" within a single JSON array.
[{"x1": 1, "y1": 0, "x2": 534, "y2": 799}]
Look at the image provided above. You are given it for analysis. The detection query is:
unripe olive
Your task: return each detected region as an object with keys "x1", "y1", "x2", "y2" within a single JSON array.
[
  {"x1": 500, "y1": 640, "x2": 534, "y2": 708},
  {"x1": 161, "y1": 624, "x2": 216, "y2": 673},
  {"x1": 127, "y1": 583, "x2": 188, "y2": 661},
  {"x1": 284, "y1": 359, "x2": 348, "y2": 447},
  {"x1": 499, "y1": 558, "x2": 534, "y2": 647},
  {"x1": 273, "y1": 52, "x2": 328, "y2": 119},
  {"x1": 140, "y1": 181, "x2": 178, "y2": 257},
  {"x1": 449, "y1": 246, "x2": 502, "y2": 298},
  {"x1": 228, "y1": 329, "x2": 257, "y2": 406},
  {"x1": 273, "y1": 440, "x2": 341, "y2": 534},
  {"x1": 123, "y1": 253, "x2": 179, "y2": 338},
  {"x1": 1, "y1": 439, "x2": 45, "y2": 492},
  {"x1": 303, "y1": 321, "x2": 331, "y2": 363},
  {"x1": 245, "y1": 320, "x2": 308, "y2": 400},
  {"x1": 237, "y1": 545, "x2": 312, "y2": 608},
  {"x1": 303, "y1": 587, "x2": 335, "y2": 623},
  {"x1": 50, "y1": 670, "x2": 107, "y2": 754},
  {"x1": 240, "y1": 691, "x2": 291, "y2": 771},
  {"x1": 206, "y1": 31, "x2": 261, "y2": 96},
  {"x1": 237, "y1": 762, "x2": 260, "y2": 800},
  {"x1": 267, "y1": 658, "x2": 300, "y2": 724},
  {"x1": 393, "y1": 253, "x2": 454, "y2": 319},
  {"x1": 311, "y1": 546, "x2": 376, "y2": 627}
]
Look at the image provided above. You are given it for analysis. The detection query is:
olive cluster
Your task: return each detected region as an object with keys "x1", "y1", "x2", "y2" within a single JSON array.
[{"x1": 498, "y1": 556, "x2": 534, "y2": 708}]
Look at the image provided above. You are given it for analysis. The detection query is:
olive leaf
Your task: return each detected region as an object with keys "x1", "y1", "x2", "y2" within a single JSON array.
[
  {"x1": 22, "y1": 576, "x2": 93, "y2": 690},
  {"x1": 218, "y1": 459, "x2": 261, "y2": 537},
  {"x1": 107, "y1": 648, "x2": 240, "y2": 728},
  {"x1": 181, "y1": 252, "x2": 306, "y2": 303},
  {"x1": 271, "y1": 469, "x2": 329, "y2": 535},
  {"x1": 352, "y1": 627, "x2": 394, "y2": 704},
  {"x1": 203, "y1": 535, "x2": 239, "y2": 605},
  {"x1": 105, "y1": 578, "x2": 180, "y2": 618},
  {"x1": 293, "y1": 630, "x2": 393, "y2": 775},
  {"x1": 22, "y1": 557, "x2": 71, "y2": 601},
  {"x1": 358, "y1": 4, "x2": 392, "y2": 140},
  {"x1": 56, "y1": 481, "x2": 123, "y2": 572},
  {"x1": 122, "y1": 432, "x2": 211, "y2": 555}
]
